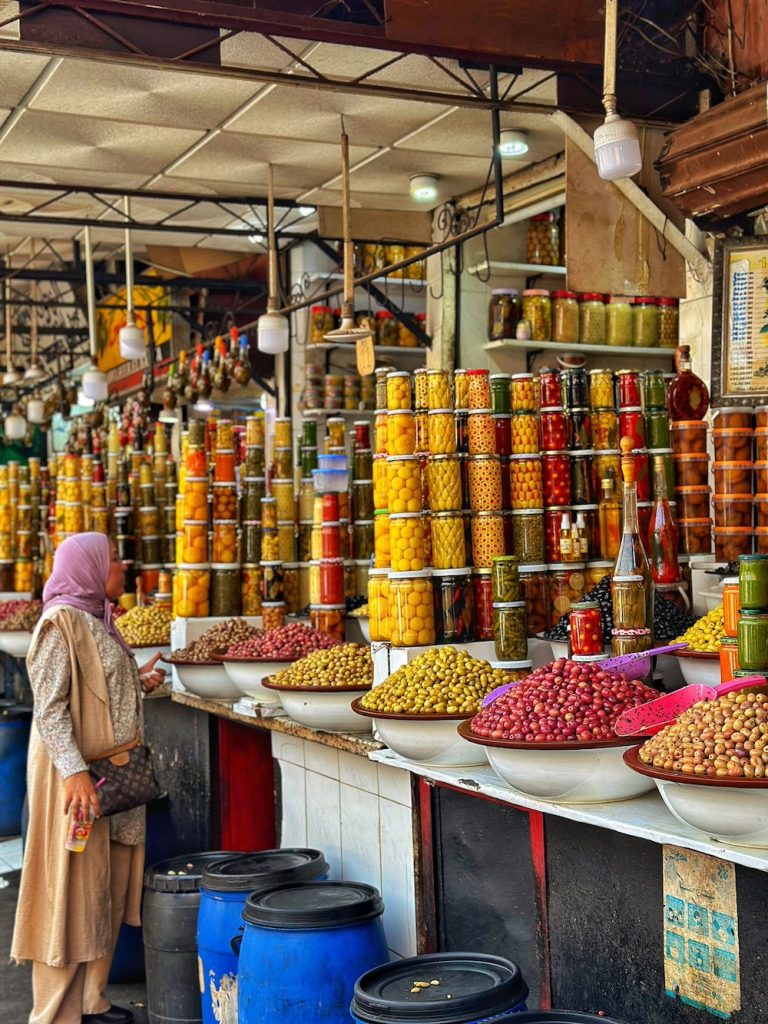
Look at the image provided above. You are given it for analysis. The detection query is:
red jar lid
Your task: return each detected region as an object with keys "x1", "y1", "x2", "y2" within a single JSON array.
[
  {"x1": 551, "y1": 290, "x2": 578, "y2": 300},
  {"x1": 530, "y1": 212, "x2": 556, "y2": 222},
  {"x1": 657, "y1": 297, "x2": 679, "y2": 307},
  {"x1": 580, "y1": 293, "x2": 604, "y2": 302},
  {"x1": 633, "y1": 297, "x2": 657, "y2": 305},
  {"x1": 375, "y1": 310, "x2": 394, "y2": 319}
]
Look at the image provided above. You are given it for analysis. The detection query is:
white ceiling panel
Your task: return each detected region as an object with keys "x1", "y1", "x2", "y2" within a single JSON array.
[
  {"x1": 226, "y1": 86, "x2": 445, "y2": 147},
  {"x1": 29, "y1": 60, "x2": 261, "y2": 130},
  {"x1": 395, "y1": 109, "x2": 562, "y2": 159},
  {"x1": 0, "y1": 158, "x2": 149, "y2": 190},
  {"x1": 0, "y1": 111, "x2": 206, "y2": 175},
  {"x1": 0, "y1": 51, "x2": 53, "y2": 107},
  {"x1": 304, "y1": 187, "x2": 423, "y2": 212},
  {"x1": 219, "y1": 32, "x2": 320, "y2": 73}
]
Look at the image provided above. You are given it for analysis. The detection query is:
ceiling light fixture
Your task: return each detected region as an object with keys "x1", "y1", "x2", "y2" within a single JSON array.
[
  {"x1": 119, "y1": 197, "x2": 147, "y2": 361},
  {"x1": 499, "y1": 129, "x2": 529, "y2": 158},
  {"x1": 159, "y1": 407, "x2": 180, "y2": 423},
  {"x1": 248, "y1": 232, "x2": 264, "y2": 246},
  {"x1": 257, "y1": 165, "x2": 290, "y2": 355},
  {"x1": 594, "y1": 0, "x2": 642, "y2": 180},
  {"x1": 81, "y1": 227, "x2": 109, "y2": 402},
  {"x1": 409, "y1": 173, "x2": 440, "y2": 203},
  {"x1": 193, "y1": 398, "x2": 213, "y2": 414},
  {"x1": 23, "y1": 243, "x2": 45, "y2": 383},
  {"x1": 324, "y1": 122, "x2": 375, "y2": 376},
  {"x1": 4, "y1": 407, "x2": 26, "y2": 440},
  {"x1": 298, "y1": 205, "x2": 316, "y2": 217},
  {"x1": 27, "y1": 395, "x2": 46, "y2": 424}
]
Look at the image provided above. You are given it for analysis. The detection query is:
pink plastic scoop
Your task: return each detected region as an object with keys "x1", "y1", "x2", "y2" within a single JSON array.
[{"x1": 614, "y1": 675, "x2": 767, "y2": 737}]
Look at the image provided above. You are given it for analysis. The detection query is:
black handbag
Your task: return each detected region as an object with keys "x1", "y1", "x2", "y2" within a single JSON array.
[{"x1": 88, "y1": 734, "x2": 164, "y2": 816}]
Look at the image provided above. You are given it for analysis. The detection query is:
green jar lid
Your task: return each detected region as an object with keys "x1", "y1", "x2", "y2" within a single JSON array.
[
  {"x1": 571, "y1": 601, "x2": 599, "y2": 610},
  {"x1": 739, "y1": 609, "x2": 768, "y2": 617},
  {"x1": 492, "y1": 555, "x2": 519, "y2": 565},
  {"x1": 734, "y1": 670, "x2": 768, "y2": 678},
  {"x1": 739, "y1": 554, "x2": 768, "y2": 562}
]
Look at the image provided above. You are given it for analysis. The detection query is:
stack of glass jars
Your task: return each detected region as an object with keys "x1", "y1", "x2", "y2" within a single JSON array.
[
  {"x1": 350, "y1": 420, "x2": 372, "y2": 601},
  {"x1": 174, "y1": 422, "x2": 211, "y2": 618},
  {"x1": 309, "y1": 486, "x2": 347, "y2": 641},
  {"x1": 242, "y1": 415, "x2": 266, "y2": 615}
]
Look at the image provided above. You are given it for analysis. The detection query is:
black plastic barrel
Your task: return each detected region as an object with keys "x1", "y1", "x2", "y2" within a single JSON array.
[
  {"x1": 0, "y1": 703, "x2": 31, "y2": 836},
  {"x1": 351, "y1": 953, "x2": 529, "y2": 1024},
  {"x1": 143, "y1": 851, "x2": 238, "y2": 1024}
]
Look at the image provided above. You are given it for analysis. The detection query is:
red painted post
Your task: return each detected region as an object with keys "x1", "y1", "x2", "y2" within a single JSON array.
[{"x1": 214, "y1": 719, "x2": 276, "y2": 850}]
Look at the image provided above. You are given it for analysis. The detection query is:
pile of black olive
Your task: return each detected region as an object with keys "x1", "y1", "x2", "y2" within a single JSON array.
[{"x1": 543, "y1": 575, "x2": 698, "y2": 644}]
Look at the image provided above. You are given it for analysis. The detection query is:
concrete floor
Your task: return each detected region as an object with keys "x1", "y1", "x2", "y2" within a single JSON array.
[{"x1": 0, "y1": 838, "x2": 149, "y2": 1024}]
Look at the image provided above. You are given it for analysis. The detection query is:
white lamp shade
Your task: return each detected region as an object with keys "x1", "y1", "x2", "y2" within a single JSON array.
[
  {"x1": 23, "y1": 363, "x2": 45, "y2": 382},
  {"x1": 499, "y1": 129, "x2": 529, "y2": 157},
  {"x1": 82, "y1": 367, "x2": 109, "y2": 401},
  {"x1": 4, "y1": 413, "x2": 26, "y2": 440},
  {"x1": 257, "y1": 310, "x2": 289, "y2": 354},
  {"x1": 27, "y1": 399, "x2": 46, "y2": 424},
  {"x1": 159, "y1": 408, "x2": 180, "y2": 423},
  {"x1": 119, "y1": 322, "x2": 146, "y2": 360},
  {"x1": 409, "y1": 174, "x2": 439, "y2": 203},
  {"x1": 2, "y1": 369, "x2": 19, "y2": 386},
  {"x1": 76, "y1": 389, "x2": 95, "y2": 408},
  {"x1": 594, "y1": 117, "x2": 642, "y2": 180}
]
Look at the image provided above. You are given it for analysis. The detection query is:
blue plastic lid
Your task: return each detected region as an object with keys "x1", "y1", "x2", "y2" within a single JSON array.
[{"x1": 351, "y1": 953, "x2": 528, "y2": 1024}]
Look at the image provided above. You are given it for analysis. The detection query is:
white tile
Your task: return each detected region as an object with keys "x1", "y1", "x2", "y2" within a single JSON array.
[
  {"x1": 339, "y1": 749, "x2": 379, "y2": 793},
  {"x1": 377, "y1": 762, "x2": 412, "y2": 807},
  {"x1": 379, "y1": 798, "x2": 417, "y2": 957},
  {"x1": 340, "y1": 784, "x2": 381, "y2": 891},
  {"x1": 304, "y1": 741, "x2": 339, "y2": 779},
  {"x1": 271, "y1": 732, "x2": 305, "y2": 767},
  {"x1": 305, "y1": 770, "x2": 342, "y2": 879},
  {"x1": 277, "y1": 761, "x2": 307, "y2": 847}
]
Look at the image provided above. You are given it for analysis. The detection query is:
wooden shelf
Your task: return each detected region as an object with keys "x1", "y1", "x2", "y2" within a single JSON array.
[
  {"x1": 486, "y1": 339, "x2": 677, "y2": 360},
  {"x1": 306, "y1": 343, "x2": 427, "y2": 359},
  {"x1": 468, "y1": 260, "x2": 567, "y2": 278},
  {"x1": 302, "y1": 408, "x2": 375, "y2": 419}
]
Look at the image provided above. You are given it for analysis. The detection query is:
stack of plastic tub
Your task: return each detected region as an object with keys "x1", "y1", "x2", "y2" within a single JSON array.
[
  {"x1": 671, "y1": 416, "x2": 712, "y2": 560},
  {"x1": 754, "y1": 406, "x2": 768, "y2": 553},
  {"x1": 711, "y1": 407, "x2": 754, "y2": 561}
]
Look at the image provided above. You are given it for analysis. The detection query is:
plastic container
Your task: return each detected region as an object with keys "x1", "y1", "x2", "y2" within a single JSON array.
[
  {"x1": 0, "y1": 704, "x2": 31, "y2": 835},
  {"x1": 238, "y1": 882, "x2": 387, "y2": 1024},
  {"x1": 198, "y1": 852, "x2": 329, "y2": 1024},
  {"x1": 673, "y1": 486, "x2": 710, "y2": 520},
  {"x1": 674, "y1": 453, "x2": 710, "y2": 488},
  {"x1": 714, "y1": 526, "x2": 752, "y2": 562},
  {"x1": 677, "y1": 518, "x2": 712, "y2": 555},
  {"x1": 352, "y1": 953, "x2": 529, "y2": 1024},
  {"x1": 711, "y1": 461, "x2": 754, "y2": 495},
  {"x1": 713, "y1": 428, "x2": 753, "y2": 462},
  {"x1": 712, "y1": 406, "x2": 754, "y2": 429},
  {"x1": 389, "y1": 570, "x2": 435, "y2": 647},
  {"x1": 712, "y1": 495, "x2": 752, "y2": 528}
]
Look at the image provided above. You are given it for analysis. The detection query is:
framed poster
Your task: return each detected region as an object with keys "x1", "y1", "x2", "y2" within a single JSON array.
[{"x1": 711, "y1": 236, "x2": 768, "y2": 406}]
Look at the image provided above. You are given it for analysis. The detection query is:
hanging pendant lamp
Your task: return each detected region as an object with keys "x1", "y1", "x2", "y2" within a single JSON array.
[
  {"x1": 3, "y1": 265, "x2": 19, "y2": 387},
  {"x1": 119, "y1": 197, "x2": 146, "y2": 360},
  {"x1": 81, "y1": 226, "x2": 109, "y2": 402},
  {"x1": 257, "y1": 164, "x2": 290, "y2": 354},
  {"x1": 593, "y1": 0, "x2": 642, "y2": 180},
  {"x1": 324, "y1": 123, "x2": 374, "y2": 375},
  {"x1": 24, "y1": 242, "x2": 45, "y2": 383}
]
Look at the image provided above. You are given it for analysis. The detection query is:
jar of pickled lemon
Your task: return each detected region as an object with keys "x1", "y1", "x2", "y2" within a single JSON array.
[
  {"x1": 390, "y1": 512, "x2": 428, "y2": 571},
  {"x1": 389, "y1": 569, "x2": 435, "y2": 647},
  {"x1": 175, "y1": 565, "x2": 211, "y2": 617},
  {"x1": 428, "y1": 409, "x2": 456, "y2": 455},
  {"x1": 387, "y1": 410, "x2": 416, "y2": 456},
  {"x1": 368, "y1": 568, "x2": 390, "y2": 641},
  {"x1": 386, "y1": 455, "x2": 422, "y2": 514},
  {"x1": 386, "y1": 371, "x2": 411, "y2": 411}
]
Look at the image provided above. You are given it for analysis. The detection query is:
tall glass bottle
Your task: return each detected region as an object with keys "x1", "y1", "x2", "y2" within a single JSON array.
[
  {"x1": 611, "y1": 437, "x2": 654, "y2": 651},
  {"x1": 667, "y1": 344, "x2": 709, "y2": 420},
  {"x1": 598, "y1": 473, "x2": 621, "y2": 560},
  {"x1": 648, "y1": 455, "x2": 680, "y2": 585}
]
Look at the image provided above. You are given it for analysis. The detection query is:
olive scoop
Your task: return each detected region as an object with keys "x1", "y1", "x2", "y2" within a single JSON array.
[{"x1": 614, "y1": 675, "x2": 767, "y2": 737}]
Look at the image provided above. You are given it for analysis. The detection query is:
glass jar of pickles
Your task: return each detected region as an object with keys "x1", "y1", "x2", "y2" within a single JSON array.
[
  {"x1": 511, "y1": 509, "x2": 545, "y2": 564},
  {"x1": 431, "y1": 511, "x2": 466, "y2": 569},
  {"x1": 471, "y1": 512, "x2": 505, "y2": 568},
  {"x1": 374, "y1": 510, "x2": 390, "y2": 568},
  {"x1": 632, "y1": 298, "x2": 659, "y2": 347},
  {"x1": 241, "y1": 564, "x2": 262, "y2": 616},
  {"x1": 428, "y1": 454, "x2": 462, "y2": 512},
  {"x1": 487, "y1": 288, "x2": 520, "y2": 342},
  {"x1": 183, "y1": 479, "x2": 208, "y2": 522},
  {"x1": 493, "y1": 602, "x2": 527, "y2": 660},
  {"x1": 368, "y1": 568, "x2": 390, "y2": 642},
  {"x1": 466, "y1": 369, "x2": 491, "y2": 409},
  {"x1": 605, "y1": 299, "x2": 633, "y2": 346},
  {"x1": 591, "y1": 409, "x2": 619, "y2": 451},
  {"x1": 468, "y1": 455, "x2": 502, "y2": 512},
  {"x1": 569, "y1": 601, "x2": 603, "y2": 655},
  {"x1": 510, "y1": 373, "x2": 536, "y2": 413},
  {"x1": 657, "y1": 298, "x2": 679, "y2": 348},
  {"x1": 519, "y1": 564, "x2": 549, "y2": 636},
  {"x1": 588, "y1": 369, "x2": 614, "y2": 409},
  {"x1": 175, "y1": 565, "x2": 211, "y2": 617},
  {"x1": 467, "y1": 410, "x2": 495, "y2": 456},
  {"x1": 579, "y1": 293, "x2": 606, "y2": 344},
  {"x1": 471, "y1": 568, "x2": 494, "y2": 640},
  {"x1": 426, "y1": 369, "x2": 452, "y2": 410},
  {"x1": 511, "y1": 412, "x2": 539, "y2": 454},
  {"x1": 509, "y1": 455, "x2": 543, "y2": 509},
  {"x1": 352, "y1": 520, "x2": 374, "y2": 561},
  {"x1": 491, "y1": 555, "x2": 520, "y2": 601},
  {"x1": 433, "y1": 568, "x2": 474, "y2": 643},
  {"x1": 212, "y1": 521, "x2": 238, "y2": 563},
  {"x1": 552, "y1": 291, "x2": 579, "y2": 344},
  {"x1": 428, "y1": 410, "x2": 456, "y2": 455},
  {"x1": 388, "y1": 410, "x2": 416, "y2": 456},
  {"x1": 527, "y1": 213, "x2": 559, "y2": 265},
  {"x1": 389, "y1": 513, "x2": 426, "y2": 571},
  {"x1": 522, "y1": 289, "x2": 551, "y2": 342},
  {"x1": 548, "y1": 562, "x2": 585, "y2": 627},
  {"x1": 389, "y1": 570, "x2": 435, "y2": 647},
  {"x1": 386, "y1": 371, "x2": 411, "y2": 411}
]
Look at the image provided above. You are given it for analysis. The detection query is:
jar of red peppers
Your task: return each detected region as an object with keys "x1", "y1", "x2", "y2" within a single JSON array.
[
  {"x1": 545, "y1": 506, "x2": 570, "y2": 562},
  {"x1": 539, "y1": 368, "x2": 562, "y2": 408},
  {"x1": 569, "y1": 601, "x2": 603, "y2": 655},
  {"x1": 617, "y1": 370, "x2": 642, "y2": 408},
  {"x1": 540, "y1": 407, "x2": 568, "y2": 451},
  {"x1": 472, "y1": 568, "x2": 494, "y2": 641},
  {"x1": 619, "y1": 407, "x2": 646, "y2": 449},
  {"x1": 542, "y1": 451, "x2": 572, "y2": 506},
  {"x1": 433, "y1": 568, "x2": 474, "y2": 643},
  {"x1": 493, "y1": 415, "x2": 512, "y2": 457}
]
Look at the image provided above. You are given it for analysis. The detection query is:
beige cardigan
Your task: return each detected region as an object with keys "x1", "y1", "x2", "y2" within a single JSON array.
[{"x1": 11, "y1": 606, "x2": 144, "y2": 967}]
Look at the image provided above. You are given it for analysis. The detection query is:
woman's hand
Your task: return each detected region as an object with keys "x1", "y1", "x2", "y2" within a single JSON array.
[
  {"x1": 64, "y1": 770, "x2": 100, "y2": 820},
  {"x1": 140, "y1": 651, "x2": 167, "y2": 693}
]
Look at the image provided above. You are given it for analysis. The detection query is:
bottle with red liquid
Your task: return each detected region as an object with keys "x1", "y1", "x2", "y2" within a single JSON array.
[
  {"x1": 648, "y1": 454, "x2": 681, "y2": 585},
  {"x1": 667, "y1": 345, "x2": 709, "y2": 420}
]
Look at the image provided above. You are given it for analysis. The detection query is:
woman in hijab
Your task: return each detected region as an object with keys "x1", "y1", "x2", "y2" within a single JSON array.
[{"x1": 12, "y1": 533, "x2": 166, "y2": 1024}]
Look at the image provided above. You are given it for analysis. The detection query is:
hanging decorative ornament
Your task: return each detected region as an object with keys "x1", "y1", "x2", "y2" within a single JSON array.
[
  {"x1": 323, "y1": 122, "x2": 374, "y2": 376},
  {"x1": 81, "y1": 226, "x2": 109, "y2": 402},
  {"x1": 119, "y1": 196, "x2": 147, "y2": 360},
  {"x1": 233, "y1": 333, "x2": 251, "y2": 386},
  {"x1": 257, "y1": 164, "x2": 290, "y2": 355}
]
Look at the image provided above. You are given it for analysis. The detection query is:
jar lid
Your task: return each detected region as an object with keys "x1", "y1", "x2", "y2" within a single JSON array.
[
  {"x1": 572, "y1": 449, "x2": 596, "y2": 457},
  {"x1": 491, "y1": 288, "x2": 519, "y2": 296},
  {"x1": 551, "y1": 290, "x2": 578, "y2": 300},
  {"x1": 260, "y1": 560, "x2": 284, "y2": 567},
  {"x1": 263, "y1": 601, "x2": 287, "y2": 609},
  {"x1": 632, "y1": 296, "x2": 657, "y2": 304},
  {"x1": 138, "y1": 505, "x2": 160, "y2": 513},
  {"x1": 570, "y1": 601, "x2": 599, "y2": 610},
  {"x1": 547, "y1": 562, "x2": 585, "y2": 570},
  {"x1": 432, "y1": 510, "x2": 463, "y2": 520},
  {"x1": 671, "y1": 420, "x2": 707, "y2": 429},
  {"x1": 739, "y1": 554, "x2": 768, "y2": 561},
  {"x1": 388, "y1": 569, "x2": 432, "y2": 579},
  {"x1": 522, "y1": 289, "x2": 549, "y2": 297},
  {"x1": 509, "y1": 453, "x2": 542, "y2": 462},
  {"x1": 542, "y1": 449, "x2": 569, "y2": 457},
  {"x1": 738, "y1": 609, "x2": 768, "y2": 616},
  {"x1": 471, "y1": 566, "x2": 492, "y2": 575},
  {"x1": 612, "y1": 574, "x2": 645, "y2": 583},
  {"x1": 473, "y1": 510, "x2": 503, "y2": 518},
  {"x1": 586, "y1": 560, "x2": 613, "y2": 568},
  {"x1": 540, "y1": 405, "x2": 565, "y2": 414},
  {"x1": 620, "y1": 405, "x2": 643, "y2": 413},
  {"x1": 712, "y1": 493, "x2": 753, "y2": 502},
  {"x1": 596, "y1": 449, "x2": 620, "y2": 456},
  {"x1": 492, "y1": 555, "x2": 519, "y2": 564},
  {"x1": 369, "y1": 567, "x2": 388, "y2": 577},
  {"x1": 580, "y1": 293, "x2": 604, "y2": 302},
  {"x1": 388, "y1": 512, "x2": 420, "y2": 520},
  {"x1": 492, "y1": 413, "x2": 511, "y2": 421},
  {"x1": 572, "y1": 503, "x2": 598, "y2": 511},
  {"x1": 178, "y1": 562, "x2": 210, "y2": 570},
  {"x1": 433, "y1": 567, "x2": 472, "y2": 577},
  {"x1": 712, "y1": 427, "x2": 753, "y2": 437},
  {"x1": 530, "y1": 211, "x2": 555, "y2": 221},
  {"x1": 387, "y1": 370, "x2": 409, "y2": 378},
  {"x1": 673, "y1": 485, "x2": 711, "y2": 493},
  {"x1": 387, "y1": 408, "x2": 414, "y2": 417},
  {"x1": 242, "y1": 477, "x2": 267, "y2": 483},
  {"x1": 572, "y1": 654, "x2": 607, "y2": 663},
  {"x1": 588, "y1": 367, "x2": 614, "y2": 375},
  {"x1": 489, "y1": 373, "x2": 511, "y2": 381},
  {"x1": 354, "y1": 519, "x2": 374, "y2": 526},
  {"x1": 674, "y1": 453, "x2": 712, "y2": 461},
  {"x1": 373, "y1": 509, "x2": 390, "y2": 517},
  {"x1": 511, "y1": 508, "x2": 544, "y2": 516},
  {"x1": 468, "y1": 407, "x2": 493, "y2": 416},
  {"x1": 468, "y1": 454, "x2": 500, "y2": 462},
  {"x1": 428, "y1": 408, "x2": 455, "y2": 416},
  {"x1": 657, "y1": 297, "x2": 679, "y2": 307},
  {"x1": 647, "y1": 448, "x2": 674, "y2": 456},
  {"x1": 677, "y1": 517, "x2": 713, "y2": 524},
  {"x1": 210, "y1": 562, "x2": 241, "y2": 570},
  {"x1": 429, "y1": 453, "x2": 458, "y2": 463},
  {"x1": 713, "y1": 405, "x2": 754, "y2": 415},
  {"x1": 711, "y1": 460, "x2": 754, "y2": 467},
  {"x1": 466, "y1": 369, "x2": 489, "y2": 377},
  {"x1": 510, "y1": 373, "x2": 534, "y2": 381},
  {"x1": 492, "y1": 601, "x2": 526, "y2": 608},
  {"x1": 284, "y1": 562, "x2": 299, "y2": 570}
]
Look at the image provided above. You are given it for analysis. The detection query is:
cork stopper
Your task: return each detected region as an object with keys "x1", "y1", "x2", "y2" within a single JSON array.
[{"x1": 620, "y1": 435, "x2": 636, "y2": 486}]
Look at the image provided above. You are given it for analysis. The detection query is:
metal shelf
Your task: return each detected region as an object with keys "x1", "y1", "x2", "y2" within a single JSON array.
[
  {"x1": 485, "y1": 339, "x2": 677, "y2": 359},
  {"x1": 468, "y1": 260, "x2": 567, "y2": 277},
  {"x1": 302, "y1": 408, "x2": 376, "y2": 419}
]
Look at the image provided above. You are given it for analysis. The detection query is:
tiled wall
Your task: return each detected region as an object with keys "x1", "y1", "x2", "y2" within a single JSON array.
[{"x1": 271, "y1": 733, "x2": 417, "y2": 959}]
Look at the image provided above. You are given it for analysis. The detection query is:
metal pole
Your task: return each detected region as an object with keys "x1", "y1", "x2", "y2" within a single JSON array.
[
  {"x1": 124, "y1": 196, "x2": 135, "y2": 323},
  {"x1": 84, "y1": 226, "x2": 98, "y2": 362}
]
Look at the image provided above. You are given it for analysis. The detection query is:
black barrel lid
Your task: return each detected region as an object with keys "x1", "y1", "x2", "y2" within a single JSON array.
[
  {"x1": 243, "y1": 880, "x2": 384, "y2": 930},
  {"x1": 504, "y1": 1014, "x2": 630, "y2": 1024},
  {"x1": 351, "y1": 953, "x2": 529, "y2": 1024},
  {"x1": 201, "y1": 849, "x2": 329, "y2": 893},
  {"x1": 145, "y1": 852, "x2": 241, "y2": 893},
  {"x1": 0, "y1": 701, "x2": 32, "y2": 720}
]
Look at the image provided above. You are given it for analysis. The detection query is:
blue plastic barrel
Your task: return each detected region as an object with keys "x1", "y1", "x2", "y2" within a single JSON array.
[
  {"x1": 197, "y1": 849, "x2": 329, "y2": 1024},
  {"x1": 351, "y1": 953, "x2": 529, "y2": 1024},
  {"x1": 498, "y1": 1014, "x2": 630, "y2": 1023},
  {"x1": 237, "y1": 880, "x2": 388, "y2": 1024},
  {"x1": 0, "y1": 704, "x2": 31, "y2": 836}
]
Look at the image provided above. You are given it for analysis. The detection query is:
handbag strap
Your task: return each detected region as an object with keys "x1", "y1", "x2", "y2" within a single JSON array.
[{"x1": 88, "y1": 732, "x2": 141, "y2": 764}]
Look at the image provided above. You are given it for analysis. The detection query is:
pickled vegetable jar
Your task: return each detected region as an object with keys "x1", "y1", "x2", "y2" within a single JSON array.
[
  {"x1": 182, "y1": 479, "x2": 208, "y2": 522},
  {"x1": 466, "y1": 369, "x2": 491, "y2": 409},
  {"x1": 272, "y1": 479, "x2": 295, "y2": 523},
  {"x1": 562, "y1": 367, "x2": 589, "y2": 408},
  {"x1": 433, "y1": 568, "x2": 474, "y2": 643},
  {"x1": 588, "y1": 369, "x2": 614, "y2": 410},
  {"x1": 472, "y1": 568, "x2": 494, "y2": 640},
  {"x1": 521, "y1": 289, "x2": 551, "y2": 342},
  {"x1": 309, "y1": 604, "x2": 345, "y2": 641},
  {"x1": 386, "y1": 455, "x2": 421, "y2": 514},
  {"x1": 540, "y1": 407, "x2": 567, "y2": 451},
  {"x1": 632, "y1": 298, "x2": 658, "y2": 347},
  {"x1": 175, "y1": 565, "x2": 211, "y2": 617},
  {"x1": 527, "y1": 212, "x2": 559, "y2": 265},
  {"x1": 212, "y1": 521, "x2": 238, "y2": 563},
  {"x1": 552, "y1": 291, "x2": 579, "y2": 344},
  {"x1": 488, "y1": 289, "x2": 520, "y2": 342},
  {"x1": 493, "y1": 601, "x2": 528, "y2": 661},
  {"x1": 657, "y1": 297, "x2": 679, "y2": 348},
  {"x1": 612, "y1": 574, "x2": 650, "y2": 631},
  {"x1": 548, "y1": 563, "x2": 585, "y2": 627},
  {"x1": 539, "y1": 369, "x2": 562, "y2": 409},
  {"x1": 739, "y1": 554, "x2": 768, "y2": 610},
  {"x1": 467, "y1": 410, "x2": 495, "y2": 456},
  {"x1": 737, "y1": 610, "x2": 768, "y2": 671},
  {"x1": 510, "y1": 373, "x2": 536, "y2": 413},
  {"x1": 373, "y1": 455, "x2": 388, "y2": 511},
  {"x1": 491, "y1": 555, "x2": 520, "y2": 602},
  {"x1": 386, "y1": 371, "x2": 411, "y2": 411},
  {"x1": 646, "y1": 410, "x2": 671, "y2": 449},
  {"x1": 519, "y1": 564, "x2": 549, "y2": 636},
  {"x1": 427, "y1": 410, "x2": 456, "y2": 456},
  {"x1": 471, "y1": 512, "x2": 506, "y2": 568},
  {"x1": 389, "y1": 570, "x2": 435, "y2": 647},
  {"x1": 181, "y1": 522, "x2": 208, "y2": 564},
  {"x1": 579, "y1": 293, "x2": 606, "y2": 345},
  {"x1": 511, "y1": 412, "x2": 539, "y2": 454},
  {"x1": 591, "y1": 409, "x2": 619, "y2": 451},
  {"x1": 619, "y1": 407, "x2": 646, "y2": 450},
  {"x1": 605, "y1": 299, "x2": 633, "y2": 346},
  {"x1": 454, "y1": 369, "x2": 468, "y2": 410},
  {"x1": 542, "y1": 452, "x2": 571, "y2": 507},
  {"x1": 427, "y1": 369, "x2": 452, "y2": 411},
  {"x1": 368, "y1": 569, "x2": 390, "y2": 642},
  {"x1": 374, "y1": 510, "x2": 391, "y2": 568},
  {"x1": 511, "y1": 509, "x2": 545, "y2": 564},
  {"x1": 468, "y1": 455, "x2": 502, "y2": 512},
  {"x1": 570, "y1": 451, "x2": 594, "y2": 505},
  {"x1": 390, "y1": 512, "x2": 427, "y2": 571},
  {"x1": 510, "y1": 454, "x2": 543, "y2": 509},
  {"x1": 387, "y1": 410, "x2": 416, "y2": 456},
  {"x1": 352, "y1": 520, "x2": 374, "y2": 561},
  {"x1": 431, "y1": 511, "x2": 466, "y2": 570},
  {"x1": 428, "y1": 454, "x2": 462, "y2": 511}
]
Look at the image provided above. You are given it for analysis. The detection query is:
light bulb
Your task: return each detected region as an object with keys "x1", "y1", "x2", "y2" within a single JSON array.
[
  {"x1": 594, "y1": 115, "x2": 642, "y2": 180},
  {"x1": 499, "y1": 129, "x2": 529, "y2": 158},
  {"x1": 27, "y1": 398, "x2": 46, "y2": 424},
  {"x1": 76, "y1": 389, "x2": 95, "y2": 408},
  {"x1": 3, "y1": 369, "x2": 19, "y2": 386},
  {"x1": 159, "y1": 408, "x2": 180, "y2": 423},
  {"x1": 257, "y1": 309, "x2": 290, "y2": 354},
  {"x1": 409, "y1": 174, "x2": 440, "y2": 203},
  {"x1": 119, "y1": 321, "x2": 146, "y2": 360},
  {"x1": 248, "y1": 233, "x2": 264, "y2": 245},
  {"x1": 193, "y1": 398, "x2": 213, "y2": 414},
  {"x1": 298, "y1": 206, "x2": 316, "y2": 217},
  {"x1": 4, "y1": 412, "x2": 26, "y2": 440},
  {"x1": 23, "y1": 363, "x2": 45, "y2": 382},
  {"x1": 81, "y1": 367, "x2": 109, "y2": 401}
]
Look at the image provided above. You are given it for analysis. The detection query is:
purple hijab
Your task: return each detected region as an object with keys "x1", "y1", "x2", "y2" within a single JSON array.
[{"x1": 43, "y1": 533, "x2": 134, "y2": 657}]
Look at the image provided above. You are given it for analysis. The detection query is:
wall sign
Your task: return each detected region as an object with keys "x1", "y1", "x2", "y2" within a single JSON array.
[
  {"x1": 711, "y1": 236, "x2": 768, "y2": 405},
  {"x1": 663, "y1": 845, "x2": 740, "y2": 1018}
]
